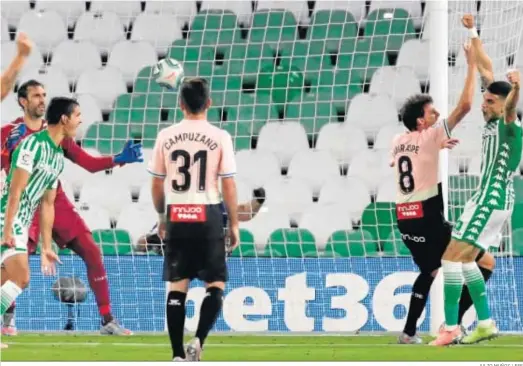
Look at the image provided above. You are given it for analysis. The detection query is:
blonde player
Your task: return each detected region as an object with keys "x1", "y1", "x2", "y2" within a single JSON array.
[{"x1": 148, "y1": 78, "x2": 238, "y2": 361}]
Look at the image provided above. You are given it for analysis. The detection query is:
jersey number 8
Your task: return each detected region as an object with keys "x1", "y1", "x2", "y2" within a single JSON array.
[{"x1": 398, "y1": 156, "x2": 415, "y2": 194}]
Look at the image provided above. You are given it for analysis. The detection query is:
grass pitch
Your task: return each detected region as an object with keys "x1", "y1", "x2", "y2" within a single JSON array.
[{"x1": 1, "y1": 334, "x2": 522, "y2": 361}]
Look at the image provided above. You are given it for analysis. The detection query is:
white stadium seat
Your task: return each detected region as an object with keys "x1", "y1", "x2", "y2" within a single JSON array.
[
  {"x1": 236, "y1": 179, "x2": 254, "y2": 203},
  {"x1": 257, "y1": 122, "x2": 309, "y2": 169},
  {"x1": 287, "y1": 150, "x2": 340, "y2": 196},
  {"x1": 18, "y1": 67, "x2": 70, "y2": 99},
  {"x1": 1, "y1": 41, "x2": 43, "y2": 73},
  {"x1": 376, "y1": 180, "x2": 397, "y2": 203},
  {"x1": 313, "y1": 0, "x2": 366, "y2": 24},
  {"x1": 131, "y1": 13, "x2": 183, "y2": 57},
  {"x1": 61, "y1": 158, "x2": 93, "y2": 196},
  {"x1": 74, "y1": 94, "x2": 102, "y2": 140},
  {"x1": 369, "y1": 0, "x2": 423, "y2": 27},
  {"x1": 1, "y1": 1, "x2": 31, "y2": 28},
  {"x1": 344, "y1": 93, "x2": 399, "y2": 140},
  {"x1": 77, "y1": 203, "x2": 112, "y2": 231},
  {"x1": 34, "y1": 1, "x2": 86, "y2": 28},
  {"x1": 467, "y1": 155, "x2": 482, "y2": 176},
  {"x1": 316, "y1": 124, "x2": 368, "y2": 167},
  {"x1": 79, "y1": 174, "x2": 133, "y2": 220},
  {"x1": 448, "y1": 152, "x2": 465, "y2": 175},
  {"x1": 318, "y1": 177, "x2": 371, "y2": 219},
  {"x1": 256, "y1": 0, "x2": 310, "y2": 24},
  {"x1": 201, "y1": 1, "x2": 253, "y2": 25},
  {"x1": 374, "y1": 123, "x2": 407, "y2": 150},
  {"x1": 396, "y1": 39, "x2": 430, "y2": 82},
  {"x1": 1, "y1": 95, "x2": 21, "y2": 124},
  {"x1": 111, "y1": 161, "x2": 149, "y2": 197},
  {"x1": 90, "y1": 0, "x2": 142, "y2": 28},
  {"x1": 51, "y1": 40, "x2": 102, "y2": 83},
  {"x1": 1, "y1": 17, "x2": 9, "y2": 41},
  {"x1": 17, "y1": 10, "x2": 67, "y2": 55},
  {"x1": 263, "y1": 177, "x2": 313, "y2": 224},
  {"x1": 369, "y1": 66, "x2": 421, "y2": 110},
  {"x1": 117, "y1": 202, "x2": 157, "y2": 242},
  {"x1": 75, "y1": 66, "x2": 127, "y2": 112},
  {"x1": 240, "y1": 208, "x2": 290, "y2": 250},
  {"x1": 144, "y1": 0, "x2": 197, "y2": 26},
  {"x1": 451, "y1": 124, "x2": 483, "y2": 159},
  {"x1": 58, "y1": 180, "x2": 76, "y2": 203},
  {"x1": 235, "y1": 149, "x2": 281, "y2": 188},
  {"x1": 348, "y1": 149, "x2": 394, "y2": 194},
  {"x1": 107, "y1": 41, "x2": 158, "y2": 86},
  {"x1": 74, "y1": 11, "x2": 125, "y2": 55},
  {"x1": 299, "y1": 203, "x2": 353, "y2": 250}
]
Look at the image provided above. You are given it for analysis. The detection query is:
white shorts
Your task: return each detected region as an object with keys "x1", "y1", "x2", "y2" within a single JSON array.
[
  {"x1": 0, "y1": 218, "x2": 29, "y2": 265},
  {"x1": 451, "y1": 200, "x2": 511, "y2": 251}
]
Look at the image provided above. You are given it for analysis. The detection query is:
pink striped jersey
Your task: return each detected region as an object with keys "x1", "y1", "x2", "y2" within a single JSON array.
[
  {"x1": 390, "y1": 120, "x2": 451, "y2": 204},
  {"x1": 148, "y1": 119, "x2": 236, "y2": 205}
]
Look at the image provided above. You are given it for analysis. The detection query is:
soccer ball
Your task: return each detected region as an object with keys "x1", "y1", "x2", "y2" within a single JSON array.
[{"x1": 152, "y1": 58, "x2": 185, "y2": 90}]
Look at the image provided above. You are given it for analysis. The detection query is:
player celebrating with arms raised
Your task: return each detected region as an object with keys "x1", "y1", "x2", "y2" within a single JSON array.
[
  {"x1": 148, "y1": 78, "x2": 238, "y2": 361},
  {"x1": 432, "y1": 15, "x2": 523, "y2": 346}
]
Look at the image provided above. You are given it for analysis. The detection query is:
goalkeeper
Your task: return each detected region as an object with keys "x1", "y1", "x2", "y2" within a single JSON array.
[{"x1": 0, "y1": 81, "x2": 143, "y2": 336}]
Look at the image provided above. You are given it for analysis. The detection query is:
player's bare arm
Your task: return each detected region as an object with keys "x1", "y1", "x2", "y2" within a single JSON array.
[
  {"x1": 40, "y1": 188, "x2": 61, "y2": 276},
  {"x1": 222, "y1": 177, "x2": 239, "y2": 251},
  {"x1": 462, "y1": 14, "x2": 494, "y2": 88},
  {"x1": 1, "y1": 168, "x2": 30, "y2": 247},
  {"x1": 504, "y1": 69, "x2": 520, "y2": 124},
  {"x1": 151, "y1": 176, "x2": 166, "y2": 239},
  {"x1": 447, "y1": 42, "x2": 476, "y2": 131},
  {"x1": 0, "y1": 33, "x2": 32, "y2": 102}
]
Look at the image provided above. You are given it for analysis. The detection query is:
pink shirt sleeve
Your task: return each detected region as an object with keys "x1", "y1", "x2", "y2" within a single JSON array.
[
  {"x1": 148, "y1": 132, "x2": 167, "y2": 178},
  {"x1": 218, "y1": 130, "x2": 236, "y2": 177}
]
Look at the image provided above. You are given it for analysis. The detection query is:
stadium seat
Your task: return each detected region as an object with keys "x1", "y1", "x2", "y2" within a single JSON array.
[
  {"x1": 189, "y1": 10, "x2": 243, "y2": 46},
  {"x1": 344, "y1": 93, "x2": 399, "y2": 140},
  {"x1": 263, "y1": 177, "x2": 313, "y2": 224},
  {"x1": 373, "y1": 123, "x2": 407, "y2": 149},
  {"x1": 256, "y1": 1, "x2": 310, "y2": 24},
  {"x1": 117, "y1": 202, "x2": 157, "y2": 243},
  {"x1": 396, "y1": 39, "x2": 430, "y2": 82},
  {"x1": 17, "y1": 10, "x2": 66, "y2": 56},
  {"x1": 79, "y1": 174, "x2": 132, "y2": 220},
  {"x1": 201, "y1": 1, "x2": 253, "y2": 26},
  {"x1": 348, "y1": 149, "x2": 395, "y2": 194},
  {"x1": 376, "y1": 180, "x2": 397, "y2": 203},
  {"x1": 313, "y1": 0, "x2": 367, "y2": 25},
  {"x1": 235, "y1": 179, "x2": 254, "y2": 203},
  {"x1": 18, "y1": 67, "x2": 70, "y2": 99},
  {"x1": 1, "y1": 1, "x2": 31, "y2": 28},
  {"x1": 76, "y1": 66, "x2": 127, "y2": 112},
  {"x1": 144, "y1": 0, "x2": 197, "y2": 26},
  {"x1": 240, "y1": 208, "x2": 290, "y2": 250},
  {"x1": 382, "y1": 229, "x2": 410, "y2": 256},
  {"x1": 77, "y1": 203, "x2": 112, "y2": 231},
  {"x1": 61, "y1": 158, "x2": 94, "y2": 195},
  {"x1": 1, "y1": 41, "x2": 43, "y2": 73},
  {"x1": 58, "y1": 180, "x2": 76, "y2": 204},
  {"x1": 131, "y1": 13, "x2": 183, "y2": 57},
  {"x1": 285, "y1": 93, "x2": 338, "y2": 137},
  {"x1": 107, "y1": 41, "x2": 158, "y2": 86},
  {"x1": 265, "y1": 228, "x2": 317, "y2": 257},
  {"x1": 299, "y1": 204, "x2": 353, "y2": 250},
  {"x1": 467, "y1": 155, "x2": 482, "y2": 176},
  {"x1": 235, "y1": 149, "x2": 281, "y2": 188},
  {"x1": 74, "y1": 11, "x2": 125, "y2": 55},
  {"x1": 230, "y1": 229, "x2": 257, "y2": 257},
  {"x1": 512, "y1": 228, "x2": 523, "y2": 255},
  {"x1": 226, "y1": 93, "x2": 280, "y2": 137},
  {"x1": 51, "y1": 40, "x2": 102, "y2": 83},
  {"x1": 34, "y1": 1, "x2": 85, "y2": 28},
  {"x1": 1, "y1": 17, "x2": 9, "y2": 41},
  {"x1": 82, "y1": 122, "x2": 129, "y2": 154},
  {"x1": 111, "y1": 161, "x2": 149, "y2": 198},
  {"x1": 287, "y1": 150, "x2": 340, "y2": 196},
  {"x1": 318, "y1": 177, "x2": 371, "y2": 219},
  {"x1": 92, "y1": 229, "x2": 133, "y2": 255},
  {"x1": 249, "y1": 10, "x2": 298, "y2": 46},
  {"x1": 1, "y1": 94, "x2": 22, "y2": 124},
  {"x1": 451, "y1": 124, "x2": 483, "y2": 159},
  {"x1": 369, "y1": 1, "x2": 423, "y2": 27},
  {"x1": 74, "y1": 94, "x2": 103, "y2": 139},
  {"x1": 360, "y1": 202, "x2": 398, "y2": 244},
  {"x1": 369, "y1": 67, "x2": 421, "y2": 110},
  {"x1": 449, "y1": 175, "x2": 480, "y2": 206},
  {"x1": 364, "y1": 8, "x2": 416, "y2": 52},
  {"x1": 324, "y1": 230, "x2": 378, "y2": 257},
  {"x1": 90, "y1": 0, "x2": 142, "y2": 28},
  {"x1": 448, "y1": 153, "x2": 464, "y2": 175},
  {"x1": 307, "y1": 9, "x2": 358, "y2": 52},
  {"x1": 110, "y1": 93, "x2": 163, "y2": 124},
  {"x1": 256, "y1": 121, "x2": 309, "y2": 169},
  {"x1": 216, "y1": 43, "x2": 275, "y2": 83},
  {"x1": 316, "y1": 124, "x2": 368, "y2": 167}
]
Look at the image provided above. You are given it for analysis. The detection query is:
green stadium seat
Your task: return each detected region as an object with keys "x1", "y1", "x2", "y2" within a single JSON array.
[
  {"x1": 230, "y1": 229, "x2": 257, "y2": 257},
  {"x1": 189, "y1": 10, "x2": 243, "y2": 46},
  {"x1": 109, "y1": 94, "x2": 162, "y2": 124},
  {"x1": 307, "y1": 10, "x2": 358, "y2": 52},
  {"x1": 307, "y1": 85, "x2": 361, "y2": 113},
  {"x1": 382, "y1": 229, "x2": 410, "y2": 256},
  {"x1": 221, "y1": 121, "x2": 251, "y2": 151},
  {"x1": 512, "y1": 229, "x2": 523, "y2": 255},
  {"x1": 257, "y1": 63, "x2": 304, "y2": 108},
  {"x1": 92, "y1": 229, "x2": 132, "y2": 255},
  {"x1": 513, "y1": 203, "x2": 523, "y2": 231},
  {"x1": 324, "y1": 230, "x2": 378, "y2": 257},
  {"x1": 249, "y1": 10, "x2": 298, "y2": 45},
  {"x1": 83, "y1": 123, "x2": 128, "y2": 154},
  {"x1": 168, "y1": 39, "x2": 212, "y2": 77},
  {"x1": 360, "y1": 202, "x2": 397, "y2": 243},
  {"x1": 285, "y1": 92, "x2": 337, "y2": 137},
  {"x1": 364, "y1": 9, "x2": 416, "y2": 52},
  {"x1": 265, "y1": 228, "x2": 317, "y2": 257},
  {"x1": 134, "y1": 66, "x2": 164, "y2": 94},
  {"x1": 168, "y1": 105, "x2": 222, "y2": 125},
  {"x1": 225, "y1": 43, "x2": 276, "y2": 81},
  {"x1": 337, "y1": 38, "x2": 389, "y2": 84},
  {"x1": 449, "y1": 175, "x2": 480, "y2": 205},
  {"x1": 58, "y1": 248, "x2": 73, "y2": 255},
  {"x1": 514, "y1": 176, "x2": 523, "y2": 203},
  {"x1": 226, "y1": 93, "x2": 279, "y2": 136}
]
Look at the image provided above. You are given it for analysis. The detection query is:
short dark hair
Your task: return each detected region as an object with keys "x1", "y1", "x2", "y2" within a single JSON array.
[
  {"x1": 179, "y1": 77, "x2": 210, "y2": 114},
  {"x1": 17, "y1": 79, "x2": 44, "y2": 108},
  {"x1": 45, "y1": 97, "x2": 79, "y2": 125},
  {"x1": 487, "y1": 81, "x2": 512, "y2": 99},
  {"x1": 400, "y1": 94, "x2": 433, "y2": 131}
]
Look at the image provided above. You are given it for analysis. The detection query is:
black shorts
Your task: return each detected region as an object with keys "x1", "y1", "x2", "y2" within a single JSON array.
[{"x1": 162, "y1": 204, "x2": 227, "y2": 283}]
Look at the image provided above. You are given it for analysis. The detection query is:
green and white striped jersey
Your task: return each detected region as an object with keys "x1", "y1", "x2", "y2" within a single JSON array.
[
  {"x1": 0, "y1": 130, "x2": 64, "y2": 229},
  {"x1": 471, "y1": 117, "x2": 523, "y2": 210}
]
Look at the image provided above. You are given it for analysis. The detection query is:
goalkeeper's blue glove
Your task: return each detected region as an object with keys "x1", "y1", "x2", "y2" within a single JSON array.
[
  {"x1": 6, "y1": 123, "x2": 27, "y2": 152},
  {"x1": 114, "y1": 140, "x2": 144, "y2": 165}
]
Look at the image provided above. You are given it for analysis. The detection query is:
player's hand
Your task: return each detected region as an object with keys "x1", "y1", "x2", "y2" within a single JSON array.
[
  {"x1": 6, "y1": 123, "x2": 27, "y2": 152},
  {"x1": 41, "y1": 249, "x2": 62, "y2": 276},
  {"x1": 441, "y1": 137, "x2": 460, "y2": 150},
  {"x1": 227, "y1": 224, "x2": 240, "y2": 252},
  {"x1": 463, "y1": 42, "x2": 476, "y2": 65},
  {"x1": 1, "y1": 231, "x2": 15, "y2": 248},
  {"x1": 16, "y1": 32, "x2": 32, "y2": 58},
  {"x1": 507, "y1": 69, "x2": 520, "y2": 89},
  {"x1": 461, "y1": 14, "x2": 475, "y2": 29},
  {"x1": 157, "y1": 217, "x2": 167, "y2": 241},
  {"x1": 114, "y1": 140, "x2": 144, "y2": 165}
]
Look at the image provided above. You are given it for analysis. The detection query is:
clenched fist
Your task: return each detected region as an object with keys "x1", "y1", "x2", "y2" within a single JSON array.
[
  {"x1": 16, "y1": 32, "x2": 32, "y2": 57},
  {"x1": 507, "y1": 69, "x2": 520, "y2": 89},
  {"x1": 462, "y1": 14, "x2": 475, "y2": 29}
]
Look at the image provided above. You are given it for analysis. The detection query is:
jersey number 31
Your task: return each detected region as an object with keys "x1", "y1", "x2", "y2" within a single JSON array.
[{"x1": 171, "y1": 149, "x2": 207, "y2": 192}]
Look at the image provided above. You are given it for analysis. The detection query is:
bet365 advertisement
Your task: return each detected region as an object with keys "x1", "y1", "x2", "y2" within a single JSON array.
[{"x1": 15, "y1": 257, "x2": 523, "y2": 333}]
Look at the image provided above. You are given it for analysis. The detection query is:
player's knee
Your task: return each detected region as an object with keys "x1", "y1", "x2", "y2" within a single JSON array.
[
  {"x1": 478, "y1": 252, "x2": 496, "y2": 271},
  {"x1": 206, "y1": 281, "x2": 225, "y2": 291},
  {"x1": 205, "y1": 287, "x2": 224, "y2": 306},
  {"x1": 12, "y1": 269, "x2": 30, "y2": 289},
  {"x1": 169, "y1": 279, "x2": 190, "y2": 293}
]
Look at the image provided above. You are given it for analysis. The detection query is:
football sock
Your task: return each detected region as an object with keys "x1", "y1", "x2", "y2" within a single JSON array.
[
  {"x1": 3, "y1": 304, "x2": 15, "y2": 327},
  {"x1": 195, "y1": 287, "x2": 223, "y2": 346},
  {"x1": 404, "y1": 272, "x2": 434, "y2": 336},
  {"x1": 442, "y1": 260, "x2": 464, "y2": 329},
  {"x1": 462, "y1": 262, "x2": 491, "y2": 322},
  {"x1": 0, "y1": 281, "x2": 22, "y2": 316},
  {"x1": 458, "y1": 266, "x2": 492, "y2": 325},
  {"x1": 166, "y1": 291, "x2": 187, "y2": 359}
]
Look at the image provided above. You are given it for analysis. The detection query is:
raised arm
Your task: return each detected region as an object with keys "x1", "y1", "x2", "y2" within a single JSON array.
[
  {"x1": 447, "y1": 43, "x2": 476, "y2": 131},
  {"x1": 0, "y1": 33, "x2": 32, "y2": 102},
  {"x1": 505, "y1": 70, "x2": 520, "y2": 124},
  {"x1": 462, "y1": 14, "x2": 494, "y2": 88}
]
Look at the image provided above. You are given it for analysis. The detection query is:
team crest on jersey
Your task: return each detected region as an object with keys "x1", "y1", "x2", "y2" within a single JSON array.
[{"x1": 170, "y1": 204, "x2": 206, "y2": 222}]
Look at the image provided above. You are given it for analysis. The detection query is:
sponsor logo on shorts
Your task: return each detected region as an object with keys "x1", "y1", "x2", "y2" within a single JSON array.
[
  {"x1": 396, "y1": 202, "x2": 424, "y2": 220},
  {"x1": 170, "y1": 204, "x2": 206, "y2": 223},
  {"x1": 401, "y1": 234, "x2": 426, "y2": 243}
]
